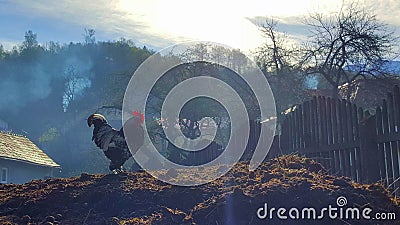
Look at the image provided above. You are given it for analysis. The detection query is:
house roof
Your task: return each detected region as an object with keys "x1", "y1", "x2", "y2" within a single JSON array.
[
  {"x1": 0, "y1": 132, "x2": 60, "y2": 168},
  {"x1": 338, "y1": 78, "x2": 400, "y2": 111}
]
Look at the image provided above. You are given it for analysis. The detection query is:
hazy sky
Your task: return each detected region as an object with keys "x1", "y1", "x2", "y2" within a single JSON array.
[{"x1": 1, "y1": 0, "x2": 400, "y2": 52}]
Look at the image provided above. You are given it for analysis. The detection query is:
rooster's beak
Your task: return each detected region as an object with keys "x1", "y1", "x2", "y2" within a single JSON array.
[{"x1": 87, "y1": 115, "x2": 93, "y2": 127}]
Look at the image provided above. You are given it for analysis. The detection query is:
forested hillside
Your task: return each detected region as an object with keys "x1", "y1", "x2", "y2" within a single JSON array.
[{"x1": 0, "y1": 30, "x2": 152, "y2": 176}]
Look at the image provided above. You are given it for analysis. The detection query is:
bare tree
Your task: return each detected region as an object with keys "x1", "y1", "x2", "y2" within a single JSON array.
[
  {"x1": 301, "y1": 3, "x2": 397, "y2": 96},
  {"x1": 255, "y1": 18, "x2": 308, "y2": 113},
  {"x1": 210, "y1": 45, "x2": 228, "y2": 66},
  {"x1": 63, "y1": 66, "x2": 80, "y2": 108},
  {"x1": 181, "y1": 43, "x2": 209, "y2": 62},
  {"x1": 255, "y1": 18, "x2": 298, "y2": 75},
  {"x1": 229, "y1": 49, "x2": 247, "y2": 73},
  {"x1": 83, "y1": 28, "x2": 96, "y2": 45},
  {"x1": 63, "y1": 65, "x2": 90, "y2": 111}
]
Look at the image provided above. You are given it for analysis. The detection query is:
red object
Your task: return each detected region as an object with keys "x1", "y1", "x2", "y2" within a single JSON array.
[{"x1": 132, "y1": 111, "x2": 144, "y2": 123}]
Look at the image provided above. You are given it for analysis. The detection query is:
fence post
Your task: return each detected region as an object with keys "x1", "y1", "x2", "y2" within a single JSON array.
[{"x1": 359, "y1": 115, "x2": 380, "y2": 183}]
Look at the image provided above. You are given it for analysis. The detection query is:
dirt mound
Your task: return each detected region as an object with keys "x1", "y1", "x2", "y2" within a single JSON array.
[{"x1": 0, "y1": 155, "x2": 399, "y2": 225}]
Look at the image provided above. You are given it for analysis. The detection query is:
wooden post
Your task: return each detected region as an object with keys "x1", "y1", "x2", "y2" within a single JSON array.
[
  {"x1": 353, "y1": 104, "x2": 362, "y2": 182},
  {"x1": 387, "y1": 92, "x2": 399, "y2": 191},
  {"x1": 382, "y1": 100, "x2": 393, "y2": 186},
  {"x1": 280, "y1": 118, "x2": 288, "y2": 154},
  {"x1": 332, "y1": 99, "x2": 341, "y2": 173},
  {"x1": 359, "y1": 115, "x2": 380, "y2": 183}
]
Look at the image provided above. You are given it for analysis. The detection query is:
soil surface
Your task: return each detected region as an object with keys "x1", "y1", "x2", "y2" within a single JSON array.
[{"x1": 0, "y1": 155, "x2": 399, "y2": 225}]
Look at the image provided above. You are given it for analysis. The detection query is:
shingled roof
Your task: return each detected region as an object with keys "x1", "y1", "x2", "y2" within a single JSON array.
[{"x1": 0, "y1": 132, "x2": 60, "y2": 168}]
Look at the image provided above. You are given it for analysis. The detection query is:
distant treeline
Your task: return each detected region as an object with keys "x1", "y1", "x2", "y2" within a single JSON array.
[{"x1": 0, "y1": 30, "x2": 153, "y2": 176}]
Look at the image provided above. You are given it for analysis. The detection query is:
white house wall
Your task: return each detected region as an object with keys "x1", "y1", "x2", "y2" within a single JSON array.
[{"x1": 0, "y1": 158, "x2": 55, "y2": 184}]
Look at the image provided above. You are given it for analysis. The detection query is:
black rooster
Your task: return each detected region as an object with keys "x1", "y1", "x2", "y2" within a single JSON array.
[{"x1": 87, "y1": 112, "x2": 144, "y2": 173}]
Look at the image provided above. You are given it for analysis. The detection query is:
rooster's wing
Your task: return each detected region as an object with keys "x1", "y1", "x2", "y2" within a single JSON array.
[{"x1": 92, "y1": 124, "x2": 119, "y2": 152}]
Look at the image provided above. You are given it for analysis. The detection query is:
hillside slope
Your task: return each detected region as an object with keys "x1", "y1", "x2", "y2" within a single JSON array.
[{"x1": 0, "y1": 155, "x2": 399, "y2": 225}]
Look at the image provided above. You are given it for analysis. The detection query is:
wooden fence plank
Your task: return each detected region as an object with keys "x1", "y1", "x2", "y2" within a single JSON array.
[
  {"x1": 299, "y1": 105, "x2": 304, "y2": 149},
  {"x1": 359, "y1": 113, "x2": 380, "y2": 183},
  {"x1": 340, "y1": 100, "x2": 349, "y2": 177},
  {"x1": 312, "y1": 97, "x2": 318, "y2": 150},
  {"x1": 382, "y1": 99, "x2": 393, "y2": 186},
  {"x1": 288, "y1": 113, "x2": 293, "y2": 151},
  {"x1": 318, "y1": 97, "x2": 324, "y2": 167},
  {"x1": 376, "y1": 107, "x2": 387, "y2": 183},
  {"x1": 332, "y1": 99, "x2": 341, "y2": 174},
  {"x1": 293, "y1": 106, "x2": 298, "y2": 150},
  {"x1": 337, "y1": 100, "x2": 345, "y2": 176},
  {"x1": 388, "y1": 92, "x2": 399, "y2": 191},
  {"x1": 303, "y1": 101, "x2": 310, "y2": 150},
  {"x1": 283, "y1": 118, "x2": 290, "y2": 154},
  {"x1": 322, "y1": 97, "x2": 331, "y2": 169},
  {"x1": 327, "y1": 98, "x2": 335, "y2": 173},
  {"x1": 353, "y1": 104, "x2": 362, "y2": 182},
  {"x1": 295, "y1": 104, "x2": 301, "y2": 150},
  {"x1": 348, "y1": 103, "x2": 357, "y2": 180},
  {"x1": 393, "y1": 86, "x2": 400, "y2": 194}
]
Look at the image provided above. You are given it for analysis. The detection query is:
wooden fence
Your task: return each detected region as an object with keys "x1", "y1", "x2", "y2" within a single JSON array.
[
  {"x1": 375, "y1": 86, "x2": 400, "y2": 192},
  {"x1": 161, "y1": 85, "x2": 400, "y2": 194},
  {"x1": 279, "y1": 85, "x2": 400, "y2": 195}
]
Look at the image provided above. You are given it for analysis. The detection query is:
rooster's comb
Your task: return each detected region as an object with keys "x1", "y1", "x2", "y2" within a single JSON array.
[{"x1": 132, "y1": 111, "x2": 144, "y2": 123}]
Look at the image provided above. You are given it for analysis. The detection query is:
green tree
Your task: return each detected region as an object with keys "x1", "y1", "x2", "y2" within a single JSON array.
[
  {"x1": 0, "y1": 33, "x2": 156, "y2": 176},
  {"x1": 22, "y1": 30, "x2": 39, "y2": 50},
  {"x1": 0, "y1": 45, "x2": 5, "y2": 59}
]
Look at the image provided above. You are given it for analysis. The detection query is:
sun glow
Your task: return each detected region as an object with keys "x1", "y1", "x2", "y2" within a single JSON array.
[{"x1": 116, "y1": 0, "x2": 342, "y2": 50}]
